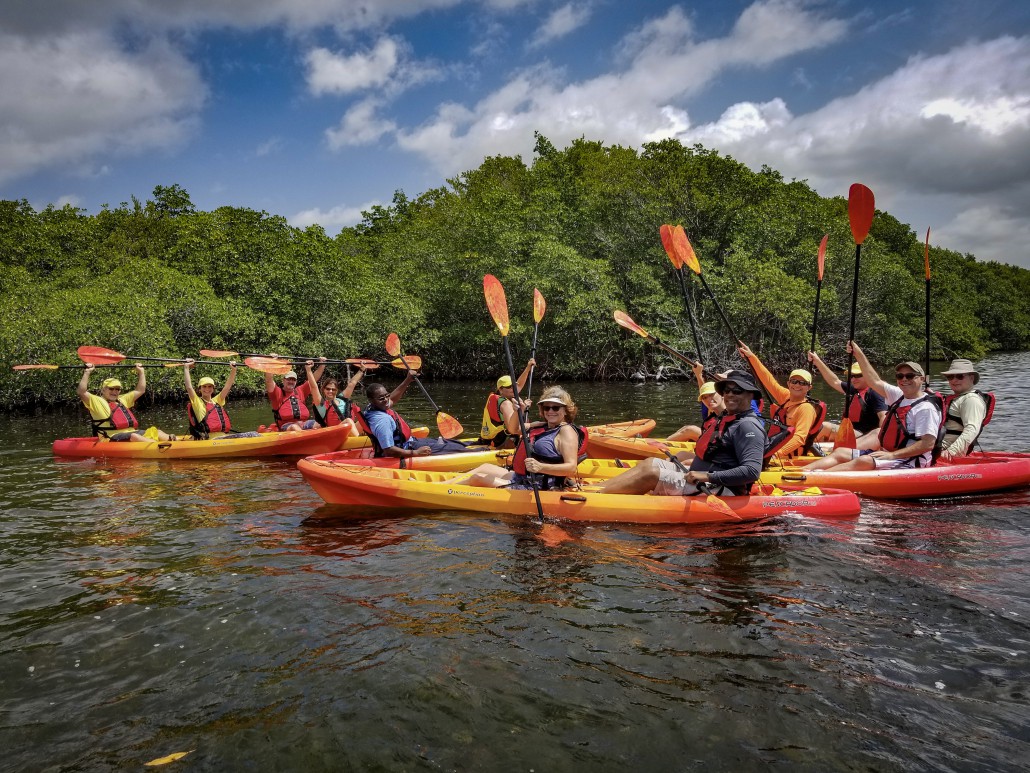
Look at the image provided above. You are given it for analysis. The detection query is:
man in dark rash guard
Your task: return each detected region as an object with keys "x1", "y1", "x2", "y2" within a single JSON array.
[{"x1": 598, "y1": 370, "x2": 765, "y2": 496}]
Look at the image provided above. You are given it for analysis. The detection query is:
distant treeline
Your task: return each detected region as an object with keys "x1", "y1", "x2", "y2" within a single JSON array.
[{"x1": 3, "y1": 135, "x2": 1028, "y2": 408}]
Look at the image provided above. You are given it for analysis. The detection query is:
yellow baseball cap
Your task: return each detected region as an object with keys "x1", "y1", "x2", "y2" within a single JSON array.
[
  {"x1": 697, "y1": 382, "x2": 717, "y2": 402},
  {"x1": 101, "y1": 378, "x2": 122, "y2": 389},
  {"x1": 496, "y1": 375, "x2": 513, "y2": 389},
  {"x1": 788, "y1": 369, "x2": 812, "y2": 384},
  {"x1": 198, "y1": 376, "x2": 216, "y2": 387}
]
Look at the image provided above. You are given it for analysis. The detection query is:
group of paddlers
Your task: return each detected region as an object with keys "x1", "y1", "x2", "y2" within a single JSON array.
[{"x1": 75, "y1": 340, "x2": 993, "y2": 500}]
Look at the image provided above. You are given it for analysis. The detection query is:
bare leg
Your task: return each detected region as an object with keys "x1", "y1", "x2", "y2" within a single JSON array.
[
  {"x1": 825, "y1": 455, "x2": 877, "y2": 472},
  {"x1": 597, "y1": 457, "x2": 663, "y2": 494},
  {"x1": 667, "y1": 425, "x2": 701, "y2": 442},
  {"x1": 445, "y1": 463, "x2": 513, "y2": 487},
  {"x1": 802, "y1": 447, "x2": 854, "y2": 470}
]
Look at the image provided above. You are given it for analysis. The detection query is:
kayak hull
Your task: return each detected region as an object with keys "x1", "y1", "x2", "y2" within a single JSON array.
[
  {"x1": 297, "y1": 462, "x2": 861, "y2": 524},
  {"x1": 759, "y1": 453, "x2": 1030, "y2": 500},
  {"x1": 585, "y1": 419, "x2": 658, "y2": 458},
  {"x1": 53, "y1": 423, "x2": 353, "y2": 460}
]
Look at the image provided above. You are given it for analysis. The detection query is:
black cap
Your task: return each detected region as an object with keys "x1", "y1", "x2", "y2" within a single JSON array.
[{"x1": 716, "y1": 369, "x2": 761, "y2": 398}]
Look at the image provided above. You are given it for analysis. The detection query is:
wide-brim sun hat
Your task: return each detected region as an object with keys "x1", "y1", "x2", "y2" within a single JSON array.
[{"x1": 941, "y1": 358, "x2": 979, "y2": 384}]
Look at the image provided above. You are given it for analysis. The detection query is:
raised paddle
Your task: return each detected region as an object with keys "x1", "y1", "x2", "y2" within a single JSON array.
[
  {"x1": 834, "y1": 183, "x2": 875, "y2": 450},
  {"x1": 13, "y1": 363, "x2": 160, "y2": 371},
  {"x1": 661, "y1": 223, "x2": 704, "y2": 361},
  {"x1": 484, "y1": 274, "x2": 545, "y2": 523},
  {"x1": 613, "y1": 310, "x2": 706, "y2": 372},
  {"x1": 809, "y1": 234, "x2": 829, "y2": 372},
  {"x1": 76, "y1": 346, "x2": 199, "y2": 366},
  {"x1": 201, "y1": 349, "x2": 406, "y2": 369},
  {"x1": 526, "y1": 288, "x2": 546, "y2": 402},
  {"x1": 923, "y1": 227, "x2": 932, "y2": 386},
  {"x1": 384, "y1": 333, "x2": 463, "y2": 439}
]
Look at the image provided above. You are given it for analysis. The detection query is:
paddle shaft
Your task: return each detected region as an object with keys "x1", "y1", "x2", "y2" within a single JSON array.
[
  {"x1": 394, "y1": 353, "x2": 444, "y2": 414},
  {"x1": 924, "y1": 277, "x2": 931, "y2": 381},
  {"x1": 501, "y1": 335, "x2": 545, "y2": 522},
  {"x1": 675, "y1": 267, "x2": 705, "y2": 363},
  {"x1": 526, "y1": 323, "x2": 539, "y2": 402},
  {"x1": 809, "y1": 279, "x2": 823, "y2": 367},
  {"x1": 842, "y1": 243, "x2": 863, "y2": 417}
]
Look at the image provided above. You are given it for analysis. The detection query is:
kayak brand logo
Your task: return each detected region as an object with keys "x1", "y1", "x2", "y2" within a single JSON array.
[
  {"x1": 446, "y1": 488, "x2": 486, "y2": 497},
  {"x1": 936, "y1": 473, "x2": 982, "y2": 481},
  {"x1": 762, "y1": 499, "x2": 816, "y2": 508}
]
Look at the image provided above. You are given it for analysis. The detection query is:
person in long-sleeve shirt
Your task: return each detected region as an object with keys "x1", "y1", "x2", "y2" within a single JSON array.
[{"x1": 738, "y1": 343, "x2": 820, "y2": 458}]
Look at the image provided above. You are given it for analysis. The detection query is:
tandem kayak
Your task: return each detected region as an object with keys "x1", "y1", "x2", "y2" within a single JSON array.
[
  {"x1": 53, "y1": 422, "x2": 354, "y2": 460},
  {"x1": 309, "y1": 419, "x2": 658, "y2": 473},
  {"x1": 579, "y1": 452, "x2": 1030, "y2": 500},
  {"x1": 297, "y1": 461, "x2": 861, "y2": 524},
  {"x1": 759, "y1": 452, "x2": 1030, "y2": 500}
]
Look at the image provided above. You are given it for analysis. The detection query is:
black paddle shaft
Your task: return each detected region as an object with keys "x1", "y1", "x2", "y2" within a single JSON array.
[{"x1": 501, "y1": 336, "x2": 545, "y2": 523}]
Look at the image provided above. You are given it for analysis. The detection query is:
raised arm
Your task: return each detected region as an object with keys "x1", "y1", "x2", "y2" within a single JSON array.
[
  {"x1": 388, "y1": 371, "x2": 416, "y2": 405},
  {"x1": 217, "y1": 362, "x2": 237, "y2": 402},
  {"x1": 128, "y1": 363, "x2": 146, "y2": 402},
  {"x1": 76, "y1": 364, "x2": 94, "y2": 401},
  {"x1": 516, "y1": 358, "x2": 536, "y2": 392},
  {"x1": 341, "y1": 366, "x2": 365, "y2": 400},
  {"x1": 312, "y1": 356, "x2": 327, "y2": 382},
  {"x1": 304, "y1": 361, "x2": 322, "y2": 403},
  {"x1": 738, "y1": 342, "x2": 786, "y2": 403},
  {"x1": 848, "y1": 342, "x2": 886, "y2": 398},
  {"x1": 808, "y1": 351, "x2": 844, "y2": 394},
  {"x1": 183, "y1": 359, "x2": 198, "y2": 402}
]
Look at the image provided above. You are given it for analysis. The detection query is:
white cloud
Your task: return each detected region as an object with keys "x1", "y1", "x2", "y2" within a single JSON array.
[
  {"x1": 306, "y1": 38, "x2": 401, "y2": 95},
  {"x1": 326, "y1": 98, "x2": 398, "y2": 148},
  {"x1": 675, "y1": 35, "x2": 1030, "y2": 263},
  {"x1": 529, "y1": 3, "x2": 592, "y2": 49},
  {"x1": 289, "y1": 200, "x2": 379, "y2": 231},
  {"x1": 256, "y1": 137, "x2": 283, "y2": 157},
  {"x1": 0, "y1": 31, "x2": 205, "y2": 185},
  {"x1": 396, "y1": 1, "x2": 846, "y2": 175}
]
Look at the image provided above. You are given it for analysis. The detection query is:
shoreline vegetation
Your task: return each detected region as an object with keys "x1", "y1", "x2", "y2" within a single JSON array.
[{"x1": 4, "y1": 135, "x2": 1028, "y2": 410}]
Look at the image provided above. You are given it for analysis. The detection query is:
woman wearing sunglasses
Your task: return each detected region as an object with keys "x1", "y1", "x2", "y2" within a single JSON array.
[
  {"x1": 77, "y1": 363, "x2": 176, "y2": 442},
  {"x1": 804, "y1": 341, "x2": 943, "y2": 471},
  {"x1": 448, "y1": 386, "x2": 585, "y2": 490}
]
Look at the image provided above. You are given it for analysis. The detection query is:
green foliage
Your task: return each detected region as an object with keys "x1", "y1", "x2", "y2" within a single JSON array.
[{"x1": 2, "y1": 147, "x2": 1028, "y2": 409}]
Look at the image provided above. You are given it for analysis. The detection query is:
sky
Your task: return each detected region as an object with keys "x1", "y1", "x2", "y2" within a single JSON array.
[{"x1": 2, "y1": 1, "x2": 1030, "y2": 268}]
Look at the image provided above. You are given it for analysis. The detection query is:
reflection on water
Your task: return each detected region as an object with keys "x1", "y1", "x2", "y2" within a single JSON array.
[{"x1": 1, "y1": 354, "x2": 1029, "y2": 770}]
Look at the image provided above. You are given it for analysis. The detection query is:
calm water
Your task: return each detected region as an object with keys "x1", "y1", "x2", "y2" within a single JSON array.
[{"x1": 2, "y1": 355, "x2": 1029, "y2": 771}]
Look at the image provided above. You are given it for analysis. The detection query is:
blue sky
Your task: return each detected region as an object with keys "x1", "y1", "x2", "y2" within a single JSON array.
[{"x1": 2, "y1": 1, "x2": 1029, "y2": 267}]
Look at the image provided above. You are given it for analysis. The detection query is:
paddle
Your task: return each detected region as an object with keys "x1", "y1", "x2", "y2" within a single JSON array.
[
  {"x1": 526, "y1": 288, "x2": 546, "y2": 402},
  {"x1": 809, "y1": 234, "x2": 828, "y2": 372},
  {"x1": 76, "y1": 346, "x2": 197, "y2": 366},
  {"x1": 201, "y1": 349, "x2": 406, "y2": 369},
  {"x1": 661, "y1": 223, "x2": 704, "y2": 361},
  {"x1": 484, "y1": 274, "x2": 545, "y2": 523},
  {"x1": 649, "y1": 440, "x2": 742, "y2": 521},
  {"x1": 613, "y1": 310, "x2": 710, "y2": 374},
  {"x1": 923, "y1": 227, "x2": 931, "y2": 385},
  {"x1": 384, "y1": 333, "x2": 463, "y2": 439},
  {"x1": 13, "y1": 363, "x2": 156, "y2": 371},
  {"x1": 834, "y1": 183, "x2": 875, "y2": 450}
]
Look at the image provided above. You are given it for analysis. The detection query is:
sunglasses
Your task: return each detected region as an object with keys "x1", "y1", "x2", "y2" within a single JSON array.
[
  {"x1": 540, "y1": 404, "x2": 564, "y2": 412},
  {"x1": 944, "y1": 374, "x2": 968, "y2": 380},
  {"x1": 848, "y1": 373, "x2": 863, "y2": 379},
  {"x1": 787, "y1": 379, "x2": 809, "y2": 386},
  {"x1": 105, "y1": 387, "x2": 122, "y2": 392},
  {"x1": 896, "y1": 372, "x2": 919, "y2": 380},
  {"x1": 721, "y1": 386, "x2": 747, "y2": 395}
]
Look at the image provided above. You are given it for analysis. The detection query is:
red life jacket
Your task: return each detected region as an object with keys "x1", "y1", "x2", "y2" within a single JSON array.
[
  {"x1": 942, "y1": 390, "x2": 995, "y2": 446},
  {"x1": 357, "y1": 407, "x2": 413, "y2": 457},
  {"x1": 312, "y1": 397, "x2": 352, "y2": 428},
  {"x1": 845, "y1": 386, "x2": 884, "y2": 433},
  {"x1": 272, "y1": 388, "x2": 309, "y2": 427},
  {"x1": 877, "y1": 393, "x2": 944, "y2": 464},
  {"x1": 91, "y1": 399, "x2": 139, "y2": 436},
  {"x1": 695, "y1": 414, "x2": 739, "y2": 461},
  {"x1": 187, "y1": 399, "x2": 231, "y2": 439},
  {"x1": 511, "y1": 424, "x2": 589, "y2": 488},
  {"x1": 769, "y1": 396, "x2": 826, "y2": 456}
]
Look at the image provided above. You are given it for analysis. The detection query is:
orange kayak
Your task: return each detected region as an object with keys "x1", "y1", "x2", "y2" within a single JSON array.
[
  {"x1": 53, "y1": 422, "x2": 354, "y2": 460},
  {"x1": 297, "y1": 461, "x2": 861, "y2": 524}
]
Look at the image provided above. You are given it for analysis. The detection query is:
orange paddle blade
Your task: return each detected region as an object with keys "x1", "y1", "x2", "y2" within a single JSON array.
[
  {"x1": 483, "y1": 274, "x2": 510, "y2": 336},
  {"x1": 391, "y1": 355, "x2": 422, "y2": 371},
  {"x1": 705, "y1": 494, "x2": 743, "y2": 521},
  {"x1": 832, "y1": 418, "x2": 858, "y2": 450},
  {"x1": 77, "y1": 346, "x2": 126, "y2": 365},
  {"x1": 533, "y1": 288, "x2": 546, "y2": 324},
  {"x1": 659, "y1": 224, "x2": 682, "y2": 269},
  {"x1": 924, "y1": 227, "x2": 931, "y2": 280},
  {"x1": 436, "y1": 411, "x2": 464, "y2": 439},
  {"x1": 244, "y1": 356, "x2": 293, "y2": 375},
  {"x1": 384, "y1": 333, "x2": 401, "y2": 358},
  {"x1": 817, "y1": 234, "x2": 828, "y2": 281},
  {"x1": 672, "y1": 225, "x2": 701, "y2": 275},
  {"x1": 346, "y1": 358, "x2": 381, "y2": 371},
  {"x1": 848, "y1": 184, "x2": 875, "y2": 244},
  {"x1": 13, "y1": 364, "x2": 60, "y2": 370},
  {"x1": 199, "y1": 349, "x2": 238, "y2": 358},
  {"x1": 613, "y1": 310, "x2": 650, "y2": 340}
]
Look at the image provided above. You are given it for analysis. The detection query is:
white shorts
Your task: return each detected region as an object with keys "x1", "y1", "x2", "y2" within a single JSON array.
[
  {"x1": 652, "y1": 459, "x2": 701, "y2": 496},
  {"x1": 848, "y1": 449, "x2": 919, "y2": 470}
]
